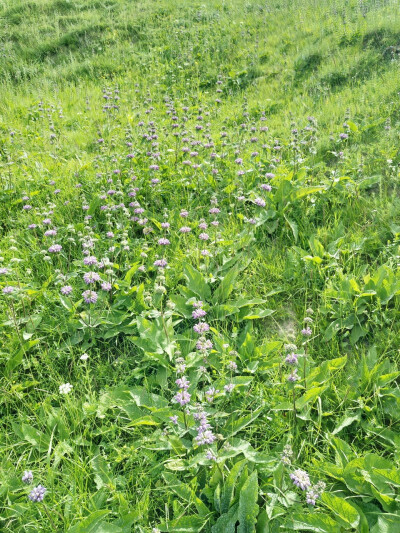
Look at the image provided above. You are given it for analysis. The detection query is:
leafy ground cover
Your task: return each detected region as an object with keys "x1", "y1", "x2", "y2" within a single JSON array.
[{"x1": 1, "y1": 0, "x2": 400, "y2": 531}]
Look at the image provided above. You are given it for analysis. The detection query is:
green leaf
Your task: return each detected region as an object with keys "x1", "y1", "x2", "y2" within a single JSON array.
[
  {"x1": 67, "y1": 511, "x2": 111, "y2": 533},
  {"x1": 296, "y1": 386, "x2": 327, "y2": 410},
  {"x1": 321, "y1": 493, "x2": 360, "y2": 528},
  {"x1": 221, "y1": 459, "x2": 247, "y2": 513},
  {"x1": 124, "y1": 263, "x2": 140, "y2": 284},
  {"x1": 332, "y1": 412, "x2": 361, "y2": 435},
  {"x1": 162, "y1": 473, "x2": 210, "y2": 517},
  {"x1": 4, "y1": 348, "x2": 24, "y2": 377},
  {"x1": 293, "y1": 186, "x2": 325, "y2": 199},
  {"x1": 213, "y1": 268, "x2": 240, "y2": 303},
  {"x1": 183, "y1": 263, "x2": 211, "y2": 300},
  {"x1": 238, "y1": 470, "x2": 259, "y2": 533},
  {"x1": 242, "y1": 309, "x2": 275, "y2": 320},
  {"x1": 223, "y1": 408, "x2": 263, "y2": 438},
  {"x1": 284, "y1": 215, "x2": 298, "y2": 242},
  {"x1": 288, "y1": 512, "x2": 341, "y2": 532},
  {"x1": 158, "y1": 515, "x2": 209, "y2": 532},
  {"x1": 212, "y1": 503, "x2": 239, "y2": 533}
]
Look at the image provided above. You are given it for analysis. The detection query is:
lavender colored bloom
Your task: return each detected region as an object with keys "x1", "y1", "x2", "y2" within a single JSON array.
[
  {"x1": 161, "y1": 222, "x2": 170, "y2": 229},
  {"x1": 42, "y1": 218, "x2": 52, "y2": 225},
  {"x1": 205, "y1": 387, "x2": 220, "y2": 403},
  {"x1": 199, "y1": 232, "x2": 210, "y2": 241},
  {"x1": 158, "y1": 238, "x2": 170, "y2": 245},
  {"x1": 101, "y1": 281, "x2": 112, "y2": 292},
  {"x1": 201, "y1": 250, "x2": 211, "y2": 257},
  {"x1": 28, "y1": 224, "x2": 37, "y2": 229},
  {"x1": 60, "y1": 285, "x2": 73, "y2": 295},
  {"x1": 254, "y1": 197, "x2": 266, "y2": 207},
  {"x1": 28, "y1": 485, "x2": 47, "y2": 502},
  {"x1": 23, "y1": 205, "x2": 32, "y2": 210},
  {"x1": 83, "y1": 271, "x2": 100, "y2": 284},
  {"x1": 288, "y1": 369, "x2": 299, "y2": 382},
  {"x1": 48, "y1": 244, "x2": 62, "y2": 253},
  {"x1": 44, "y1": 229, "x2": 57, "y2": 237},
  {"x1": 206, "y1": 450, "x2": 217, "y2": 461},
  {"x1": 196, "y1": 338, "x2": 213, "y2": 351},
  {"x1": 175, "y1": 376, "x2": 190, "y2": 390},
  {"x1": 209, "y1": 207, "x2": 220, "y2": 215},
  {"x1": 290, "y1": 469, "x2": 311, "y2": 491},
  {"x1": 83, "y1": 256, "x2": 98, "y2": 266},
  {"x1": 224, "y1": 383, "x2": 235, "y2": 393},
  {"x1": 339, "y1": 133, "x2": 348, "y2": 140},
  {"x1": 285, "y1": 352, "x2": 298, "y2": 365},
  {"x1": 180, "y1": 210, "x2": 189, "y2": 218},
  {"x1": 154, "y1": 259, "x2": 167, "y2": 268},
  {"x1": 192, "y1": 308, "x2": 207, "y2": 319},
  {"x1": 0, "y1": 268, "x2": 9, "y2": 275},
  {"x1": 260, "y1": 183, "x2": 272, "y2": 191},
  {"x1": 82, "y1": 290, "x2": 98, "y2": 304},
  {"x1": 306, "y1": 481, "x2": 326, "y2": 505},
  {"x1": 180, "y1": 226, "x2": 191, "y2": 234},
  {"x1": 173, "y1": 390, "x2": 191, "y2": 406},
  {"x1": 227, "y1": 361, "x2": 238, "y2": 371},
  {"x1": 195, "y1": 429, "x2": 216, "y2": 445},
  {"x1": 3, "y1": 286, "x2": 14, "y2": 294},
  {"x1": 301, "y1": 327, "x2": 312, "y2": 336},
  {"x1": 170, "y1": 415, "x2": 178, "y2": 425},
  {"x1": 22, "y1": 470, "x2": 33, "y2": 484},
  {"x1": 193, "y1": 322, "x2": 210, "y2": 334}
]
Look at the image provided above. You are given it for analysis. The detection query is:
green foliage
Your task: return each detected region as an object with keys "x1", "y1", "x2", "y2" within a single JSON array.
[{"x1": 1, "y1": 0, "x2": 400, "y2": 532}]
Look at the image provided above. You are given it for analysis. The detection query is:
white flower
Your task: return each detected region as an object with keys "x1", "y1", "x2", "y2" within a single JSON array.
[
  {"x1": 59, "y1": 383, "x2": 73, "y2": 394},
  {"x1": 80, "y1": 353, "x2": 89, "y2": 361}
]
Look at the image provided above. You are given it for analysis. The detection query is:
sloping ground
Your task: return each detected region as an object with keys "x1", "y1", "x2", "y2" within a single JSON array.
[{"x1": 1, "y1": 0, "x2": 400, "y2": 532}]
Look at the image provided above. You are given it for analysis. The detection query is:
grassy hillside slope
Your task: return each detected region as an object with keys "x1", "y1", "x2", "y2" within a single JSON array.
[{"x1": 1, "y1": 0, "x2": 400, "y2": 531}]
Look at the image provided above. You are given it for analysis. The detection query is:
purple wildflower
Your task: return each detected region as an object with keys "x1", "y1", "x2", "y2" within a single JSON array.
[
  {"x1": 28, "y1": 485, "x2": 47, "y2": 502},
  {"x1": 290, "y1": 469, "x2": 311, "y2": 491},
  {"x1": 60, "y1": 285, "x2": 73, "y2": 295},
  {"x1": 173, "y1": 390, "x2": 191, "y2": 406},
  {"x1": 82, "y1": 290, "x2": 98, "y2": 304},
  {"x1": 193, "y1": 322, "x2": 210, "y2": 334},
  {"x1": 3, "y1": 286, "x2": 14, "y2": 294},
  {"x1": 154, "y1": 259, "x2": 168, "y2": 268},
  {"x1": 22, "y1": 471, "x2": 33, "y2": 484},
  {"x1": 101, "y1": 281, "x2": 112, "y2": 292},
  {"x1": 83, "y1": 271, "x2": 100, "y2": 284},
  {"x1": 48, "y1": 244, "x2": 62, "y2": 253}
]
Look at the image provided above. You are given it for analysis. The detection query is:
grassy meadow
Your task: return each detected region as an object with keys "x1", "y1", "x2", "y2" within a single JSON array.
[{"x1": 2, "y1": 0, "x2": 400, "y2": 531}]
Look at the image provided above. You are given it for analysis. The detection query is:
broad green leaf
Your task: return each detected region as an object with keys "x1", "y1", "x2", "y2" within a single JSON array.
[
  {"x1": 321, "y1": 493, "x2": 360, "y2": 528},
  {"x1": 238, "y1": 470, "x2": 259, "y2": 533},
  {"x1": 296, "y1": 386, "x2": 327, "y2": 410},
  {"x1": 4, "y1": 348, "x2": 24, "y2": 377},
  {"x1": 332, "y1": 412, "x2": 361, "y2": 435},
  {"x1": 124, "y1": 262, "x2": 139, "y2": 283},
  {"x1": 162, "y1": 472, "x2": 210, "y2": 517},
  {"x1": 223, "y1": 408, "x2": 263, "y2": 438},
  {"x1": 158, "y1": 515, "x2": 208, "y2": 532},
  {"x1": 213, "y1": 263, "x2": 244, "y2": 303},
  {"x1": 284, "y1": 215, "x2": 298, "y2": 242},
  {"x1": 294, "y1": 186, "x2": 325, "y2": 199},
  {"x1": 242, "y1": 308, "x2": 275, "y2": 320},
  {"x1": 67, "y1": 511, "x2": 111, "y2": 533},
  {"x1": 212, "y1": 503, "x2": 239, "y2": 533},
  {"x1": 183, "y1": 263, "x2": 211, "y2": 300},
  {"x1": 221, "y1": 459, "x2": 247, "y2": 513},
  {"x1": 288, "y1": 512, "x2": 341, "y2": 532}
]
